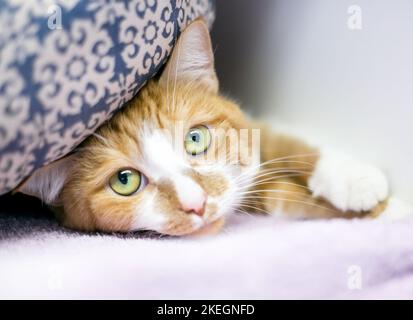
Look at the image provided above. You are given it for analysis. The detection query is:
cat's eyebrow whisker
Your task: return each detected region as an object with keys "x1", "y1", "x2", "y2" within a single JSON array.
[
  {"x1": 91, "y1": 133, "x2": 111, "y2": 147},
  {"x1": 172, "y1": 38, "x2": 182, "y2": 115},
  {"x1": 73, "y1": 144, "x2": 110, "y2": 153},
  {"x1": 166, "y1": 48, "x2": 172, "y2": 114}
]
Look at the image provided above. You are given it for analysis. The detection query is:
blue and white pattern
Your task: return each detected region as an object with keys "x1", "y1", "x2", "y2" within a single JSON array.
[{"x1": 0, "y1": 0, "x2": 215, "y2": 194}]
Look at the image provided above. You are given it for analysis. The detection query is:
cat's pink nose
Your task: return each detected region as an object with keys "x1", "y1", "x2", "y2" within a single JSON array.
[{"x1": 181, "y1": 192, "x2": 207, "y2": 216}]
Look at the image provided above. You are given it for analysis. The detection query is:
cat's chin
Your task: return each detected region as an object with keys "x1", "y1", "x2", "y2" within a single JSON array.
[{"x1": 185, "y1": 217, "x2": 226, "y2": 238}]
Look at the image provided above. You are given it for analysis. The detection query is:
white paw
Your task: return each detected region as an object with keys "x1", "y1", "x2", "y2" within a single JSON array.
[{"x1": 308, "y1": 151, "x2": 389, "y2": 212}]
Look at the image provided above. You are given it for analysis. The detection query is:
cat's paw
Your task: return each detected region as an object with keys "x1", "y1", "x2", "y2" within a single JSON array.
[{"x1": 308, "y1": 151, "x2": 389, "y2": 212}]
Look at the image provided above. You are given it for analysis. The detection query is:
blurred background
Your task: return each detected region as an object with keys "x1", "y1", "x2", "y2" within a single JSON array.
[{"x1": 211, "y1": 0, "x2": 413, "y2": 202}]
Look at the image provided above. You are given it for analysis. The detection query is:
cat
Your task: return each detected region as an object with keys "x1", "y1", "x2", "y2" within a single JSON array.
[{"x1": 16, "y1": 19, "x2": 395, "y2": 235}]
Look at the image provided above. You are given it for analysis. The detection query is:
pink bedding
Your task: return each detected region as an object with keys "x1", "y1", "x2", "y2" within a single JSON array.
[{"x1": 1, "y1": 213, "x2": 412, "y2": 299}]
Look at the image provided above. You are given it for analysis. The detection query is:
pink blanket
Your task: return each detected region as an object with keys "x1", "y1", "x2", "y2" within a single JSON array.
[{"x1": 1, "y1": 214, "x2": 412, "y2": 299}]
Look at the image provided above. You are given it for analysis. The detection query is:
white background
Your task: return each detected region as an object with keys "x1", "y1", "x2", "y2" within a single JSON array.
[{"x1": 213, "y1": 0, "x2": 413, "y2": 201}]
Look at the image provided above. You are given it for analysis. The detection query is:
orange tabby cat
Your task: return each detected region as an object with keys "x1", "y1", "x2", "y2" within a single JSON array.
[{"x1": 17, "y1": 20, "x2": 391, "y2": 235}]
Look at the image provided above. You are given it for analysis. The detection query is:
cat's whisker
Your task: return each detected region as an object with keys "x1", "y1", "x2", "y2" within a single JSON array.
[
  {"x1": 253, "y1": 167, "x2": 311, "y2": 177},
  {"x1": 233, "y1": 207, "x2": 254, "y2": 218},
  {"x1": 260, "y1": 152, "x2": 319, "y2": 162},
  {"x1": 236, "y1": 165, "x2": 312, "y2": 184},
  {"x1": 237, "y1": 189, "x2": 308, "y2": 197},
  {"x1": 259, "y1": 159, "x2": 315, "y2": 168},
  {"x1": 172, "y1": 37, "x2": 182, "y2": 115},
  {"x1": 239, "y1": 196, "x2": 338, "y2": 214},
  {"x1": 251, "y1": 153, "x2": 317, "y2": 169},
  {"x1": 237, "y1": 174, "x2": 313, "y2": 194},
  {"x1": 236, "y1": 203, "x2": 272, "y2": 215},
  {"x1": 166, "y1": 76, "x2": 170, "y2": 115},
  {"x1": 240, "y1": 177, "x2": 310, "y2": 188},
  {"x1": 239, "y1": 189, "x2": 309, "y2": 199},
  {"x1": 236, "y1": 169, "x2": 312, "y2": 185},
  {"x1": 235, "y1": 168, "x2": 312, "y2": 185},
  {"x1": 234, "y1": 154, "x2": 318, "y2": 181},
  {"x1": 240, "y1": 160, "x2": 313, "y2": 178},
  {"x1": 235, "y1": 164, "x2": 312, "y2": 185},
  {"x1": 91, "y1": 133, "x2": 111, "y2": 147},
  {"x1": 238, "y1": 178, "x2": 312, "y2": 191},
  {"x1": 236, "y1": 166, "x2": 308, "y2": 179},
  {"x1": 219, "y1": 225, "x2": 231, "y2": 235},
  {"x1": 237, "y1": 200, "x2": 268, "y2": 209},
  {"x1": 73, "y1": 143, "x2": 117, "y2": 154}
]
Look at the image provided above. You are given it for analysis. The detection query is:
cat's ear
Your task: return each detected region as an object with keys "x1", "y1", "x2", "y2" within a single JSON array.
[
  {"x1": 159, "y1": 19, "x2": 218, "y2": 93},
  {"x1": 15, "y1": 155, "x2": 76, "y2": 206}
]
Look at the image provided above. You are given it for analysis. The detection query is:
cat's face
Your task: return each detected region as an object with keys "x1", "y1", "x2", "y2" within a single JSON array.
[
  {"x1": 18, "y1": 20, "x2": 260, "y2": 235},
  {"x1": 60, "y1": 81, "x2": 257, "y2": 235}
]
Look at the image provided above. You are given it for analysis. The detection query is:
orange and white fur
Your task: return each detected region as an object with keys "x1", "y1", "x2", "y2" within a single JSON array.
[{"x1": 16, "y1": 20, "x2": 404, "y2": 236}]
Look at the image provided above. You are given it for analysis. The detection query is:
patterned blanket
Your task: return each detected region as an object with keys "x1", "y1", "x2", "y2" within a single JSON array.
[{"x1": 0, "y1": 0, "x2": 215, "y2": 194}]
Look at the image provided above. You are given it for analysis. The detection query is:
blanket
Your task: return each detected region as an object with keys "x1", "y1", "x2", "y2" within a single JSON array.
[
  {"x1": 1, "y1": 195, "x2": 412, "y2": 299},
  {"x1": 0, "y1": 0, "x2": 215, "y2": 194}
]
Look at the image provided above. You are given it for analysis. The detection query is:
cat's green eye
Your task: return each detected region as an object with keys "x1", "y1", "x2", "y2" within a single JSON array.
[
  {"x1": 184, "y1": 125, "x2": 211, "y2": 155},
  {"x1": 109, "y1": 169, "x2": 142, "y2": 196}
]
